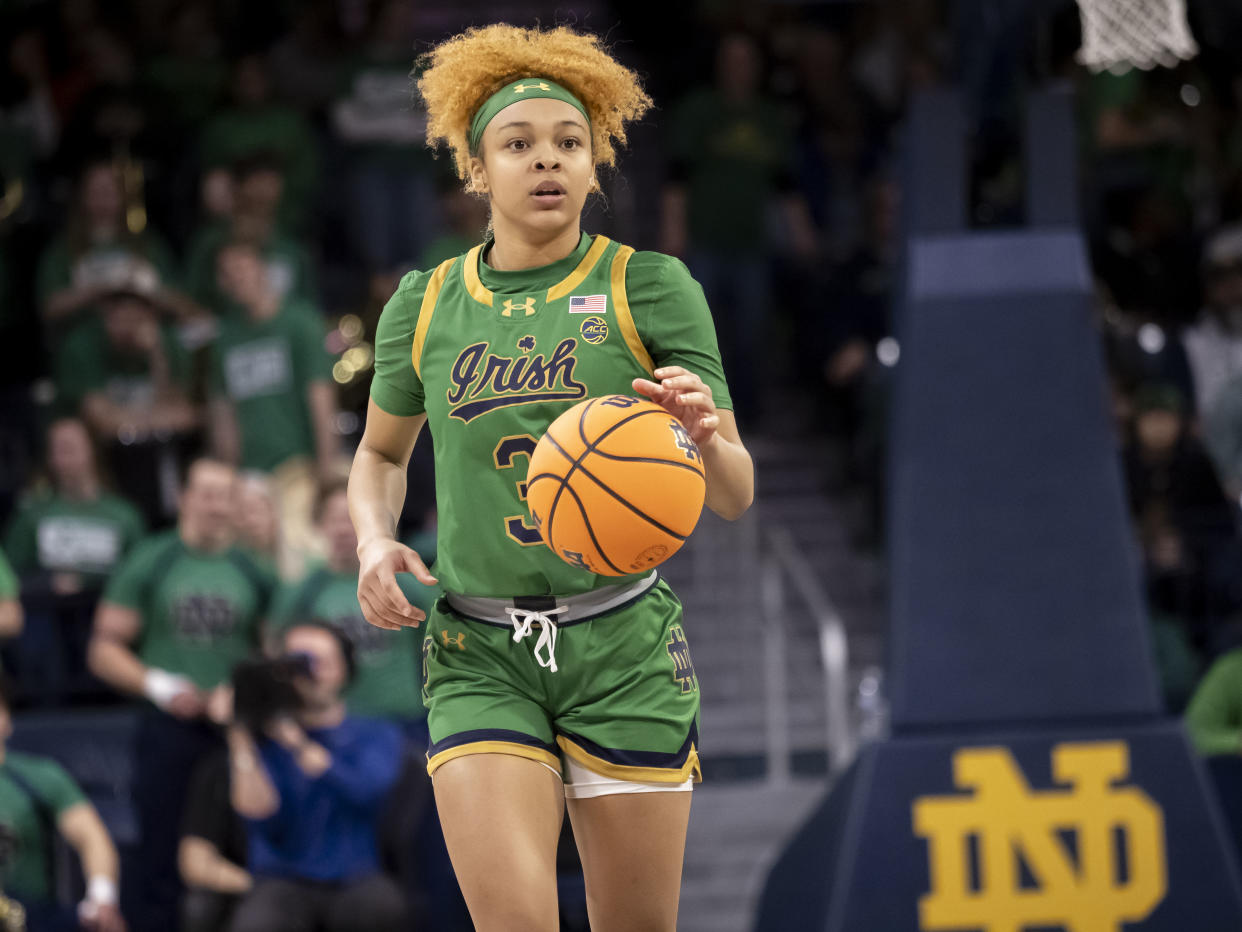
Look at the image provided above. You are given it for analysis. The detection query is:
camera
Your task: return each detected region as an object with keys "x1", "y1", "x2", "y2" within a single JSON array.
[{"x1": 231, "y1": 654, "x2": 314, "y2": 732}]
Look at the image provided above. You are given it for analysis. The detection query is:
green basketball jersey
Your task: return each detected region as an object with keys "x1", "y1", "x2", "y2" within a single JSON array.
[{"x1": 371, "y1": 232, "x2": 732, "y2": 598}]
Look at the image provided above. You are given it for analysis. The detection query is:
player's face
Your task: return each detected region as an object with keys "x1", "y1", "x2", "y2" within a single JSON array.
[{"x1": 472, "y1": 97, "x2": 593, "y2": 238}]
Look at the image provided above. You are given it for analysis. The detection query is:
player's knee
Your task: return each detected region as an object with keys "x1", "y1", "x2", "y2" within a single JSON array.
[
  {"x1": 471, "y1": 906, "x2": 558, "y2": 932},
  {"x1": 584, "y1": 895, "x2": 678, "y2": 932}
]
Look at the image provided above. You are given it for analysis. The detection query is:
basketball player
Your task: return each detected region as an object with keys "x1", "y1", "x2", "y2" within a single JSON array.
[{"x1": 347, "y1": 25, "x2": 754, "y2": 931}]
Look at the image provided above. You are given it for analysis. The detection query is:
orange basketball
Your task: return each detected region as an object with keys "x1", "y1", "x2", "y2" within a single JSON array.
[{"x1": 525, "y1": 395, "x2": 707, "y2": 576}]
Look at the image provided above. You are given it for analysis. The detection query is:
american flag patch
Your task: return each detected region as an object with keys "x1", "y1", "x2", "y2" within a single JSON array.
[{"x1": 569, "y1": 294, "x2": 607, "y2": 314}]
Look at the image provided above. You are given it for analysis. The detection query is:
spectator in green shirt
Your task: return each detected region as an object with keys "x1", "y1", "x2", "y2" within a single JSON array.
[
  {"x1": 0, "y1": 552, "x2": 21, "y2": 650},
  {"x1": 139, "y1": 2, "x2": 227, "y2": 138},
  {"x1": 0, "y1": 677, "x2": 126, "y2": 931},
  {"x1": 198, "y1": 55, "x2": 319, "y2": 234},
  {"x1": 54, "y1": 284, "x2": 198, "y2": 442},
  {"x1": 184, "y1": 155, "x2": 317, "y2": 314},
  {"x1": 330, "y1": 0, "x2": 439, "y2": 285},
  {"x1": 3, "y1": 418, "x2": 144, "y2": 704},
  {"x1": 208, "y1": 240, "x2": 340, "y2": 578},
  {"x1": 4, "y1": 418, "x2": 145, "y2": 588},
  {"x1": 1186, "y1": 649, "x2": 1242, "y2": 756},
  {"x1": 87, "y1": 457, "x2": 274, "y2": 932},
  {"x1": 36, "y1": 161, "x2": 198, "y2": 335},
  {"x1": 660, "y1": 31, "x2": 817, "y2": 421},
  {"x1": 53, "y1": 278, "x2": 201, "y2": 528}
]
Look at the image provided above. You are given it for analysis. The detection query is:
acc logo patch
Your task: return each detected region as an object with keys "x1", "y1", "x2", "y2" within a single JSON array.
[
  {"x1": 579, "y1": 316, "x2": 608, "y2": 345},
  {"x1": 912, "y1": 741, "x2": 1167, "y2": 932}
]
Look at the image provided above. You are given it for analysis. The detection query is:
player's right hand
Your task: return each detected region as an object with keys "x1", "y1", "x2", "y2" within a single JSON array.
[{"x1": 357, "y1": 539, "x2": 437, "y2": 630}]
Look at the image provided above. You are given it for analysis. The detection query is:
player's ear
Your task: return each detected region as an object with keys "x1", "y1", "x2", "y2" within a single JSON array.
[{"x1": 468, "y1": 156, "x2": 489, "y2": 195}]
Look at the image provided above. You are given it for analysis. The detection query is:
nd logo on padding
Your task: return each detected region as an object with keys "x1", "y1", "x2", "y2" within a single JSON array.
[{"x1": 912, "y1": 741, "x2": 1167, "y2": 932}]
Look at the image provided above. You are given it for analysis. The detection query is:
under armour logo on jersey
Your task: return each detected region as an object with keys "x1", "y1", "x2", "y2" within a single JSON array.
[
  {"x1": 502, "y1": 297, "x2": 536, "y2": 317},
  {"x1": 513, "y1": 82, "x2": 550, "y2": 94},
  {"x1": 441, "y1": 631, "x2": 467, "y2": 650}
]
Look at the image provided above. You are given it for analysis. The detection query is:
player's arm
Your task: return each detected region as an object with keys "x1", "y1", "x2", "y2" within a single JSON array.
[
  {"x1": 348, "y1": 400, "x2": 436, "y2": 630},
  {"x1": 629, "y1": 255, "x2": 754, "y2": 520}
]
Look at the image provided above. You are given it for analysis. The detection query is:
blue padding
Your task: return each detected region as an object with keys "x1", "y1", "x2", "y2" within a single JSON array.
[
  {"x1": 754, "y1": 724, "x2": 1242, "y2": 931},
  {"x1": 908, "y1": 230, "x2": 1089, "y2": 299},
  {"x1": 903, "y1": 88, "x2": 968, "y2": 235},
  {"x1": 888, "y1": 236, "x2": 1161, "y2": 727},
  {"x1": 1025, "y1": 90, "x2": 1080, "y2": 227},
  {"x1": 9, "y1": 707, "x2": 140, "y2": 843}
]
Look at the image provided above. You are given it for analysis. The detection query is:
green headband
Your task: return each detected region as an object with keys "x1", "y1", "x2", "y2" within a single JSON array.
[{"x1": 468, "y1": 78, "x2": 590, "y2": 154}]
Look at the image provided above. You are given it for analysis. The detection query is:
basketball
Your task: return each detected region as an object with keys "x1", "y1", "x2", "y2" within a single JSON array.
[{"x1": 525, "y1": 395, "x2": 707, "y2": 576}]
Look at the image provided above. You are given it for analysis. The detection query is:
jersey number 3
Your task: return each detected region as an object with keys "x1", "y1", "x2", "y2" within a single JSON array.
[{"x1": 494, "y1": 435, "x2": 543, "y2": 546}]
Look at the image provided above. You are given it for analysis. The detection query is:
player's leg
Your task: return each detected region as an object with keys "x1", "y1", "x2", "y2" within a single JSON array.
[
  {"x1": 422, "y1": 603, "x2": 566, "y2": 931},
  {"x1": 551, "y1": 581, "x2": 703, "y2": 932},
  {"x1": 433, "y1": 753, "x2": 564, "y2": 932},
  {"x1": 566, "y1": 790, "x2": 692, "y2": 932}
]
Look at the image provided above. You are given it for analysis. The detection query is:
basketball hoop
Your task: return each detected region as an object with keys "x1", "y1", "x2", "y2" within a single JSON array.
[{"x1": 1076, "y1": 0, "x2": 1198, "y2": 74}]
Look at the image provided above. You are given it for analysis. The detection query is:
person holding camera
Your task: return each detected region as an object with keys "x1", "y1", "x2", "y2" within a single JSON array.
[
  {"x1": 87, "y1": 458, "x2": 275, "y2": 932},
  {"x1": 226, "y1": 622, "x2": 408, "y2": 932}
]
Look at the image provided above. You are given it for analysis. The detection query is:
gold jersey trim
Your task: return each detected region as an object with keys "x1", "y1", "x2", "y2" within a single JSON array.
[
  {"x1": 460, "y1": 235, "x2": 614, "y2": 308},
  {"x1": 412, "y1": 257, "x2": 455, "y2": 379},
  {"x1": 426, "y1": 740, "x2": 561, "y2": 777},
  {"x1": 609, "y1": 246, "x2": 656, "y2": 376},
  {"x1": 546, "y1": 234, "x2": 612, "y2": 301},
  {"x1": 462, "y1": 243, "x2": 492, "y2": 306}
]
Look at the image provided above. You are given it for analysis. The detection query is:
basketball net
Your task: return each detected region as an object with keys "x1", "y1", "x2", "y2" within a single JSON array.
[{"x1": 1076, "y1": 0, "x2": 1198, "y2": 74}]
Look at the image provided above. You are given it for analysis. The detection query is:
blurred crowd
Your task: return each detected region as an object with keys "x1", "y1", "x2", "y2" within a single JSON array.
[
  {"x1": 7, "y1": 0, "x2": 1242, "y2": 927},
  {"x1": 0, "y1": 1, "x2": 932, "y2": 929}
]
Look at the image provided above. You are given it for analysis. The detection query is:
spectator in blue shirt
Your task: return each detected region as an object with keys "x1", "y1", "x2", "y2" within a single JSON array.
[{"x1": 225, "y1": 622, "x2": 407, "y2": 932}]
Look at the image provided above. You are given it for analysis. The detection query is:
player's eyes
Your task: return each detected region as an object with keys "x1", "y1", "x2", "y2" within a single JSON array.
[
  {"x1": 561, "y1": 138, "x2": 581, "y2": 149},
  {"x1": 507, "y1": 139, "x2": 528, "y2": 150}
]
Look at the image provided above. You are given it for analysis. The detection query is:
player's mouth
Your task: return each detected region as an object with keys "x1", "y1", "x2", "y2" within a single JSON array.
[{"x1": 531, "y1": 181, "x2": 567, "y2": 205}]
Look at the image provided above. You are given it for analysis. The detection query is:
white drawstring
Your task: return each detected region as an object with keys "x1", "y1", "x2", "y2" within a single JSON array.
[{"x1": 505, "y1": 606, "x2": 569, "y2": 672}]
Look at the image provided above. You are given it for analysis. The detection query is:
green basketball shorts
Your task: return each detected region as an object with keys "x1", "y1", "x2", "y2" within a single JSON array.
[{"x1": 421, "y1": 575, "x2": 702, "y2": 787}]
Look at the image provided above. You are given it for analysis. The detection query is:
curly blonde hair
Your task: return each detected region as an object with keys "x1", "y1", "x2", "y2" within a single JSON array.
[{"x1": 417, "y1": 25, "x2": 652, "y2": 190}]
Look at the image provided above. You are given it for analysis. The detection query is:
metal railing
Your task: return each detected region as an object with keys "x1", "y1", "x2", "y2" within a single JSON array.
[{"x1": 760, "y1": 524, "x2": 856, "y2": 784}]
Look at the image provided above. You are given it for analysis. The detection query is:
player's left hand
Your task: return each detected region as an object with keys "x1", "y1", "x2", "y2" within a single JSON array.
[{"x1": 633, "y1": 367, "x2": 720, "y2": 448}]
